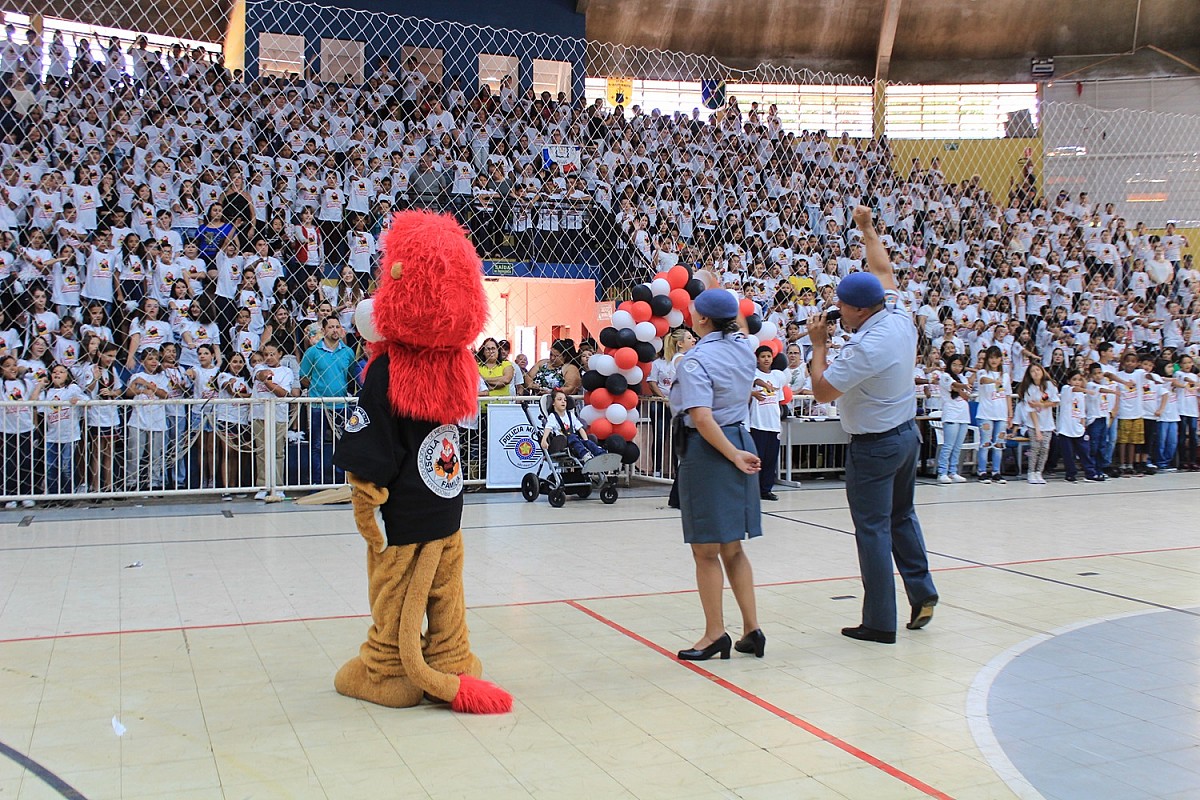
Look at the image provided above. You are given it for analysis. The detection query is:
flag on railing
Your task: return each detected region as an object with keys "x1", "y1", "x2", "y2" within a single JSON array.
[
  {"x1": 542, "y1": 145, "x2": 582, "y2": 175},
  {"x1": 701, "y1": 79, "x2": 727, "y2": 110}
]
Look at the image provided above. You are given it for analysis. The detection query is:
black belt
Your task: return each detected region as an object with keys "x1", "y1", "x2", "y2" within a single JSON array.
[{"x1": 850, "y1": 419, "x2": 914, "y2": 442}]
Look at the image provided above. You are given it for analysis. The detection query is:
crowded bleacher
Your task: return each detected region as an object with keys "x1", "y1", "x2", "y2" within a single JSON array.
[{"x1": 0, "y1": 29, "x2": 1196, "y2": 504}]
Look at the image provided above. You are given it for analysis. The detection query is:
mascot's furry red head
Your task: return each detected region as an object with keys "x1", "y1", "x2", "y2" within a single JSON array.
[{"x1": 363, "y1": 211, "x2": 487, "y2": 425}]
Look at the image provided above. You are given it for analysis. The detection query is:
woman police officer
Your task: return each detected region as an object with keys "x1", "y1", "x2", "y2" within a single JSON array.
[{"x1": 669, "y1": 288, "x2": 767, "y2": 660}]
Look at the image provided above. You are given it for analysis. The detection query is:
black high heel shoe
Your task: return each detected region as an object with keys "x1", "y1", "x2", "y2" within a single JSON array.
[
  {"x1": 734, "y1": 629, "x2": 766, "y2": 658},
  {"x1": 677, "y1": 633, "x2": 731, "y2": 661}
]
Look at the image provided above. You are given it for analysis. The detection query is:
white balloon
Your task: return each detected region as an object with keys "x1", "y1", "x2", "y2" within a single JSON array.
[
  {"x1": 353, "y1": 299, "x2": 380, "y2": 342},
  {"x1": 625, "y1": 407, "x2": 641, "y2": 424},
  {"x1": 651, "y1": 278, "x2": 671, "y2": 296},
  {"x1": 620, "y1": 366, "x2": 644, "y2": 385},
  {"x1": 590, "y1": 354, "x2": 617, "y2": 376},
  {"x1": 759, "y1": 321, "x2": 778, "y2": 341},
  {"x1": 634, "y1": 321, "x2": 657, "y2": 342},
  {"x1": 604, "y1": 404, "x2": 628, "y2": 424},
  {"x1": 746, "y1": 334, "x2": 760, "y2": 350},
  {"x1": 610, "y1": 310, "x2": 635, "y2": 330},
  {"x1": 651, "y1": 337, "x2": 663, "y2": 353},
  {"x1": 579, "y1": 404, "x2": 602, "y2": 425},
  {"x1": 666, "y1": 309, "x2": 684, "y2": 327}
]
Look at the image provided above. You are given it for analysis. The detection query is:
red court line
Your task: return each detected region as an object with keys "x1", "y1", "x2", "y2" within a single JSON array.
[
  {"x1": 3, "y1": 543, "x2": 1197, "y2": 645},
  {"x1": 565, "y1": 599, "x2": 956, "y2": 800}
]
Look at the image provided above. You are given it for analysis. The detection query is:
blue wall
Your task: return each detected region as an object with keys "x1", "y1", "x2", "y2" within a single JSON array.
[{"x1": 244, "y1": 0, "x2": 586, "y2": 98}]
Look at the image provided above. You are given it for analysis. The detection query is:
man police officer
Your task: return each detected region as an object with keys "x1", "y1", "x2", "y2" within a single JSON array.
[{"x1": 806, "y1": 205, "x2": 938, "y2": 644}]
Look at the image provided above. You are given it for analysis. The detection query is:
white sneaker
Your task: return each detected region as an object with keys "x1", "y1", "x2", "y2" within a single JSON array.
[
  {"x1": 75, "y1": 483, "x2": 88, "y2": 494},
  {"x1": 1027, "y1": 474, "x2": 1038, "y2": 484},
  {"x1": 1035, "y1": 472, "x2": 1047, "y2": 484},
  {"x1": 937, "y1": 475, "x2": 953, "y2": 485},
  {"x1": 254, "y1": 490, "x2": 268, "y2": 501},
  {"x1": 950, "y1": 474, "x2": 968, "y2": 483},
  {"x1": 20, "y1": 499, "x2": 34, "y2": 508},
  {"x1": 269, "y1": 491, "x2": 286, "y2": 501},
  {"x1": 4, "y1": 501, "x2": 16, "y2": 509}
]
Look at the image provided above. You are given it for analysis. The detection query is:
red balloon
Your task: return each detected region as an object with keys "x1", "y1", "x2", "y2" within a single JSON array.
[
  {"x1": 630, "y1": 301, "x2": 653, "y2": 324},
  {"x1": 589, "y1": 389, "x2": 614, "y2": 410},
  {"x1": 682, "y1": 307, "x2": 692, "y2": 327},
  {"x1": 782, "y1": 385, "x2": 794, "y2": 404},
  {"x1": 739, "y1": 298, "x2": 756, "y2": 318},
  {"x1": 638, "y1": 362, "x2": 654, "y2": 377},
  {"x1": 614, "y1": 420, "x2": 637, "y2": 441},
  {"x1": 590, "y1": 418, "x2": 614, "y2": 440},
  {"x1": 613, "y1": 347, "x2": 638, "y2": 371},
  {"x1": 667, "y1": 265, "x2": 689, "y2": 290},
  {"x1": 651, "y1": 316, "x2": 670, "y2": 337},
  {"x1": 669, "y1": 288, "x2": 691, "y2": 311},
  {"x1": 618, "y1": 390, "x2": 639, "y2": 410},
  {"x1": 767, "y1": 338, "x2": 782, "y2": 357},
  {"x1": 618, "y1": 301, "x2": 635, "y2": 314}
]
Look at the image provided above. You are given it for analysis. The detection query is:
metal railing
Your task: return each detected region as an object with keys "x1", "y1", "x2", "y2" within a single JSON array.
[
  {"x1": 0, "y1": 396, "x2": 354, "y2": 503},
  {"x1": 0, "y1": 394, "x2": 854, "y2": 504}
]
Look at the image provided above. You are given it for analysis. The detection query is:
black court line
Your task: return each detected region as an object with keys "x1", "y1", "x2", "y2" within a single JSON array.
[
  {"x1": 0, "y1": 738, "x2": 89, "y2": 799},
  {"x1": 766, "y1": 511, "x2": 1200, "y2": 618}
]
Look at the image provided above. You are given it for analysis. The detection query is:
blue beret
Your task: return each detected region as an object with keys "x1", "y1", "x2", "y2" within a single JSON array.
[
  {"x1": 836, "y1": 272, "x2": 885, "y2": 308},
  {"x1": 694, "y1": 288, "x2": 740, "y2": 319}
]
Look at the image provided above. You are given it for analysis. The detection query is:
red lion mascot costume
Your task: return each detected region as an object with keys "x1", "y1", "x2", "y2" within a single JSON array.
[{"x1": 332, "y1": 211, "x2": 511, "y2": 714}]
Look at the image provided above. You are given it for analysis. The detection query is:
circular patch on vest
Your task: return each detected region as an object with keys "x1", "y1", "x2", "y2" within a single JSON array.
[
  {"x1": 344, "y1": 406, "x2": 370, "y2": 433},
  {"x1": 418, "y1": 424, "x2": 463, "y2": 499}
]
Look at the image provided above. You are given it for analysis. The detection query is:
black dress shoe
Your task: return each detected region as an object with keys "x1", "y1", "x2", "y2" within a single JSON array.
[
  {"x1": 840, "y1": 625, "x2": 896, "y2": 644},
  {"x1": 907, "y1": 596, "x2": 938, "y2": 630},
  {"x1": 734, "y1": 629, "x2": 766, "y2": 658},
  {"x1": 677, "y1": 633, "x2": 731, "y2": 661},
  {"x1": 760, "y1": 492, "x2": 779, "y2": 501}
]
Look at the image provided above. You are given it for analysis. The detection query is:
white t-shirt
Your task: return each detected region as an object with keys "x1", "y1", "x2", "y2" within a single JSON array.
[
  {"x1": 250, "y1": 364, "x2": 294, "y2": 422},
  {"x1": 42, "y1": 385, "x2": 88, "y2": 443},
  {"x1": 748, "y1": 368, "x2": 785, "y2": 432},
  {"x1": 1116, "y1": 369, "x2": 1145, "y2": 420},
  {"x1": 1055, "y1": 386, "x2": 1087, "y2": 437},
  {"x1": 975, "y1": 369, "x2": 1010, "y2": 421},
  {"x1": 939, "y1": 373, "x2": 973, "y2": 424}
]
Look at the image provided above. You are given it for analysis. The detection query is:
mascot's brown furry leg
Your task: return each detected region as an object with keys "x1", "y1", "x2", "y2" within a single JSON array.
[{"x1": 419, "y1": 531, "x2": 483, "y2": 682}]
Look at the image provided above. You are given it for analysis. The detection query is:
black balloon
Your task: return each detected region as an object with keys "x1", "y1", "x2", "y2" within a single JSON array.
[
  {"x1": 605, "y1": 374, "x2": 628, "y2": 395},
  {"x1": 631, "y1": 284, "x2": 653, "y2": 304},
  {"x1": 685, "y1": 278, "x2": 705, "y2": 298},
  {"x1": 649, "y1": 294, "x2": 673, "y2": 317},
  {"x1": 620, "y1": 441, "x2": 641, "y2": 465},
  {"x1": 772, "y1": 354, "x2": 788, "y2": 372},
  {"x1": 617, "y1": 328, "x2": 639, "y2": 348},
  {"x1": 682, "y1": 263, "x2": 694, "y2": 279},
  {"x1": 581, "y1": 370, "x2": 606, "y2": 392},
  {"x1": 745, "y1": 313, "x2": 763, "y2": 335},
  {"x1": 598, "y1": 326, "x2": 621, "y2": 348},
  {"x1": 634, "y1": 341, "x2": 656, "y2": 363},
  {"x1": 603, "y1": 435, "x2": 627, "y2": 455}
]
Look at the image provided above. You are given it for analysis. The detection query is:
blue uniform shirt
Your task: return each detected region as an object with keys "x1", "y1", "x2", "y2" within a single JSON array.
[
  {"x1": 670, "y1": 331, "x2": 756, "y2": 428},
  {"x1": 823, "y1": 292, "x2": 917, "y2": 434}
]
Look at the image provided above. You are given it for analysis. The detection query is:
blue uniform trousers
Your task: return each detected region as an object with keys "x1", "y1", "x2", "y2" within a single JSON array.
[{"x1": 844, "y1": 420, "x2": 937, "y2": 632}]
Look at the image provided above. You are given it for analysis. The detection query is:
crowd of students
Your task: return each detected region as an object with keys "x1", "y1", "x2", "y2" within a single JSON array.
[{"x1": 0, "y1": 27, "x2": 1196, "y2": 504}]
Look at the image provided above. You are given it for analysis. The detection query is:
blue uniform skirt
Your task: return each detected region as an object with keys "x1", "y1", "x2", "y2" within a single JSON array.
[{"x1": 678, "y1": 424, "x2": 763, "y2": 544}]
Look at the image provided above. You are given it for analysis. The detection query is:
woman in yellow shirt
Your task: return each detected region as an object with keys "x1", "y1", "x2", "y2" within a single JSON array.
[{"x1": 477, "y1": 338, "x2": 514, "y2": 396}]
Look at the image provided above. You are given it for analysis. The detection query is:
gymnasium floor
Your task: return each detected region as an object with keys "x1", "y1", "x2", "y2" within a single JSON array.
[{"x1": 1, "y1": 476, "x2": 1197, "y2": 800}]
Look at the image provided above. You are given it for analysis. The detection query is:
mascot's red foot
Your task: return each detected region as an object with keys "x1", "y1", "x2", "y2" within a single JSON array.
[{"x1": 451, "y1": 673, "x2": 514, "y2": 715}]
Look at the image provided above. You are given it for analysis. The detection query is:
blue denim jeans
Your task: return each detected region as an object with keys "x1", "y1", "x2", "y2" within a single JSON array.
[
  {"x1": 845, "y1": 422, "x2": 937, "y2": 632},
  {"x1": 1084, "y1": 417, "x2": 1108, "y2": 477},
  {"x1": 977, "y1": 419, "x2": 1005, "y2": 475},
  {"x1": 44, "y1": 440, "x2": 75, "y2": 494},
  {"x1": 1180, "y1": 416, "x2": 1198, "y2": 465},
  {"x1": 936, "y1": 421, "x2": 969, "y2": 477},
  {"x1": 1155, "y1": 420, "x2": 1178, "y2": 468}
]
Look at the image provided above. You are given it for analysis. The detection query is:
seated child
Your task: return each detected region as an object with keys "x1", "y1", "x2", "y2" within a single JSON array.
[{"x1": 541, "y1": 388, "x2": 606, "y2": 462}]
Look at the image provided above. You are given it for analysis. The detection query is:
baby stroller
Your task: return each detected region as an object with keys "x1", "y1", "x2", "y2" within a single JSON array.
[{"x1": 519, "y1": 395, "x2": 623, "y2": 508}]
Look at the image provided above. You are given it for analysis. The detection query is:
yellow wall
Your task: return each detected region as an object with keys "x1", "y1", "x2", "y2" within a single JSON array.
[{"x1": 887, "y1": 138, "x2": 1043, "y2": 203}]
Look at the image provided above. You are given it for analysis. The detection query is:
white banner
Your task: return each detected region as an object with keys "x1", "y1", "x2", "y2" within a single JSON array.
[
  {"x1": 486, "y1": 403, "x2": 543, "y2": 489},
  {"x1": 541, "y1": 144, "x2": 582, "y2": 175}
]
